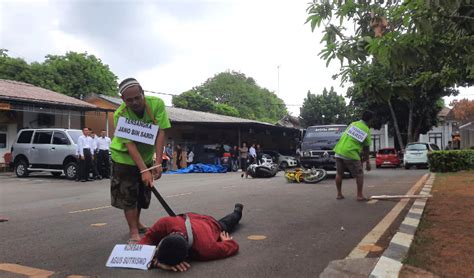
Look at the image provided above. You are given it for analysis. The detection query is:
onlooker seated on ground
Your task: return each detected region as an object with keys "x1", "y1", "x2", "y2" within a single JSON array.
[{"x1": 138, "y1": 204, "x2": 244, "y2": 272}]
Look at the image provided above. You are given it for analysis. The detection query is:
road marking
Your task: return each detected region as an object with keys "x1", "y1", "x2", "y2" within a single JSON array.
[
  {"x1": 367, "y1": 199, "x2": 378, "y2": 204},
  {"x1": 91, "y1": 223, "x2": 107, "y2": 227},
  {"x1": 346, "y1": 173, "x2": 429, "y2": 259},
  {"x1": 166, "y1": 192, "x2": 193, "y2": 198},
  {"x1": 69, "y1": 205, "x2": 112, "y2": 214},
  {"x1": 222, "y1": 185, "x2": 238, "y2": 189},
  {"x1": 247, "y1": 235, "x2": 267, "y2": 240},
  {"x1": 0, "y1": 263, "x2": 54, "y2": 277},
  {"x1": 67, "y1": 276, "x2": 89, "y2": 278}
]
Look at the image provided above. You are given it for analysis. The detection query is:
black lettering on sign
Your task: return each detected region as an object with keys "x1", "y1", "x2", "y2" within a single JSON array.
[
  {"x1": 140, "y1": 132, "x2": 154, "y2": 139},
  {"x1": 124, "y1": 244, "x2": 143, "y2": 251},
  {"x1": 118, "y1": 126, "x2": 131, "y2": 134},
  {"x1": 131, "y1": 129, "x2": 140, "y2": 136},
  {"x1": 111, "y1": 256, "x2": 123, "y2": 264}
]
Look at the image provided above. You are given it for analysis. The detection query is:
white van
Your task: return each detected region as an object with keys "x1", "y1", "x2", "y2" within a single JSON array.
[{"x1": 404, "y1": 142, "x2": 440, "y2": 169}]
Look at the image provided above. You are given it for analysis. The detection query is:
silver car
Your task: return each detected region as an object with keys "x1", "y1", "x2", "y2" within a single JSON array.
[{"x1": 11, "y1": 129, "x2": 82, "y2": 179}]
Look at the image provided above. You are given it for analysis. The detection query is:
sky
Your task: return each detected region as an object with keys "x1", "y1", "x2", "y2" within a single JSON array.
[{"x1": 1, "y1": 0, "x2": 472, "y2": 116}]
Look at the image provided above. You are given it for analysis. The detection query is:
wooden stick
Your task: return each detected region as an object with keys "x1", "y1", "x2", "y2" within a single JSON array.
[{"x1": 370, "y1": 194, "x2": 432, "y2": 200}]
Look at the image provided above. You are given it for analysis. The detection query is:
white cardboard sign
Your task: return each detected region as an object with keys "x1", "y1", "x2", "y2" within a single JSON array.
[
  {"x1": 346, "y1": 125, "x2": 368, "y2": 143},
  {"x1": 106, "y1": 244, "x2": 156, "y2": 270},
  {"x1": 114, "y1": 117, "x2": 159, "y2": 145}
]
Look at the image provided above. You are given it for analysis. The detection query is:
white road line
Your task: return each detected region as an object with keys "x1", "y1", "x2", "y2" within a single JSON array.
[
  {"x1": 69, "y1": 205, "x2": 112, "y2": 214},
  {"x1": 166, "y1": 192, "x2": 193, "y2": 198}
]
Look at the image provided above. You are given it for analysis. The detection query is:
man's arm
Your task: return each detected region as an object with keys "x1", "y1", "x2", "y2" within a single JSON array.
[
  {"x1": 78, "y1": 137, "x2": 84, "y2": 158},
  {"x1": 153, "y1": 129, "x2": 166, "y2": 180}
]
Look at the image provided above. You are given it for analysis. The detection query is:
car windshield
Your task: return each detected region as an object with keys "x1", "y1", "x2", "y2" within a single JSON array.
[
  {"x1": 304, "y1": 126, "x2": 345, "y2": 139},
  {"x1": 66, "y1": 130, "x2": 82, "y2": 144},
  {"x1": 378, "y1": 149, "x2": 396, "y2": 155},
  {"x1": 406, "y1": 144, "x2": 428, "y2": 151}
]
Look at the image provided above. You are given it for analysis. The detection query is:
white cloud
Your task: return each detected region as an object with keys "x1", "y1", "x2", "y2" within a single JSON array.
[{"x1": 1, "y1": 0, "x2": 472, "y2": 116}]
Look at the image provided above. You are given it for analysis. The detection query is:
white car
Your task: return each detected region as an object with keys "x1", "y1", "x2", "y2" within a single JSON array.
[
  {"x1": 263, "y1": 150, "x2": 298, "y2": 169},
  {"x1": 404, "y1": 142, "x2": 440, "y2": 169}
]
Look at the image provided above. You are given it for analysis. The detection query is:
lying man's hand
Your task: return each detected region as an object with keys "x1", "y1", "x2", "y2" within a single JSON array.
[
  {"x1": 220, "y1": 231, "x2": 233, "y2": 241},
  {"x1": 157, "y1": 261, "x2": 191, "y2": 272}
]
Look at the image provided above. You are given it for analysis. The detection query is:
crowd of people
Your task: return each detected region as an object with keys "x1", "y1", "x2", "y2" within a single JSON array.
[{"x1": 76, "y1": 127, "x2": 111, "y2": 182}]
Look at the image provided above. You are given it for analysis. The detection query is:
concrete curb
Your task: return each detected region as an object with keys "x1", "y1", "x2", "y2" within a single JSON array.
[{"x1": 369, "y1": 173, "x2": 435, "y2": 278}]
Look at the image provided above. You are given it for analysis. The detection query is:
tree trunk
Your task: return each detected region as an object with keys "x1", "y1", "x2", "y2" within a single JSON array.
[
  {"x1": 388, "y1": 99, "x2": 405, "y2": 150},
  {"x1": 407, "y1": 100, "x2": 414, "y2": 143}
]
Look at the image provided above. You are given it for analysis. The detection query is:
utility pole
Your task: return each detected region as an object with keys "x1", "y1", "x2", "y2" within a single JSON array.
[{"x1": 277, "y1": 65, "x2": 280, "y2": 95}]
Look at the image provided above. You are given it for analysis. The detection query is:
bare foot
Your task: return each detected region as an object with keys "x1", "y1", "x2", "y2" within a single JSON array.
[
  {"x1": 336, "y1": 195, "x2": 345, "y2": 200},
  {"x1": 357, "y1": 196, "x2": 368, "y2": 201}
]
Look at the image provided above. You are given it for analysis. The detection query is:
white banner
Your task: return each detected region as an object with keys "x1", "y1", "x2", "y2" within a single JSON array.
[
  {"x1": 106, "y1": 244, "x2": 156, "y2": 270},
  {"x1": 114, "y1": 117, "x2": 159, "y2": 145},
  {"x1": 346, "y1": 125, "x2": 368, "y2": 143}
]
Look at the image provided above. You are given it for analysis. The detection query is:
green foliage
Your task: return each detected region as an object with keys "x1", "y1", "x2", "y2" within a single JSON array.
[
  {"x1": 213, "y1": 103, "x2": 239, "y2": 117},
  {"x1": 173, "y1": 71, "x2": 287, "y2": 123},
  {"x1": 428, "y1": 150, "x2": 474, "y2": 172},
  {"x1": 306, "y1": 0, "x2": 473, "y2": 146},
  {"x1": 172, "y1": 91, "x2": 215, "y2": 112},
  {"x1": 300, "y1": 87, "x2": 354, "y2": 127},
  {"x1": 0, "y1": 50, "x2": 118, "y2": 98}
]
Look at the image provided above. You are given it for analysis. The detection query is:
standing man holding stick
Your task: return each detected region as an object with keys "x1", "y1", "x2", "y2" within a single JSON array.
[
  {"x1": 110, "y1": 78, "x2": 171, "y2": 242},
  {"x1": 333, "y1": 111, "x2": 373, "y2": 201}
]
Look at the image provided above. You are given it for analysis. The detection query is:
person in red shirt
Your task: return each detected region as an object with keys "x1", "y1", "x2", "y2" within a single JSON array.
[{"x1": 139, "y1": 203, "x2": 243, "y2": 272}]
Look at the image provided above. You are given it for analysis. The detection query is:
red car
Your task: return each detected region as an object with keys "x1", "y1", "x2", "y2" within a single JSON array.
[{"x1": 375, "y1": 148, "x2": 401, "y2": 168}]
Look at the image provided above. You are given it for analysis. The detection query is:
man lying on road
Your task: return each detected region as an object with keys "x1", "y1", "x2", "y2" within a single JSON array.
[{"x1": 138, "y1": 203, "x2": 244, "y2": 272}]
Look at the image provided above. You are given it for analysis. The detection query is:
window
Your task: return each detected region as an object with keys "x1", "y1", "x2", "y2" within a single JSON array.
[
  {"x1": 0, "y1": 133, "x2": 6, "y2": 149},
  {"x1": 17, "y1": 130, "x2": 34, "y2": 144},
  {"x1": 378, "y1": 149, "x2": 396, "y2": 155},
  {"x1": 66, "y1": 130, "x2": 82, "y2": 144},
  {"x1": 430, "y1": 144, "x2": 440, "y2": 151},
  {"x1": 33, "y1": 131, "x2": 53, "y2": 144},
  {"x1": 406, "y1": 143, "x2": 428, "y2": 151},
  {"x1": 52, "y1": 132, "x2": 70, "y2": 145}
]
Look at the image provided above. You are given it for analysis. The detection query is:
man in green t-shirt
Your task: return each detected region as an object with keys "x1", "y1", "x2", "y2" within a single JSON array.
[
  {"x1": 333, "y1": 111, "x2": 374, "y2": 201},
  {"x1": 110, "y1": 78, "x2": 171, "y2": 242}
]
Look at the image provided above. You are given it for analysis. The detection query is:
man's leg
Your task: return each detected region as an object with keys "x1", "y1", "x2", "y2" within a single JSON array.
[
  {"x1": 124, "y1": 208, "x2": 140, "y2": 241},
  {"x1": 218, "y1": 204, "x2": 243, "y2": 233},
  {"x1": 335, "y1": 158, "x2": 345, "y2": 199},
  {"x1": 80, "y1": 157, "x2": 87, "y2": 181},
  {"x1": 103, "y1": 151, "x2": 110, "y2": 178},
  {"x1": 356, "y1": 175, "x2": 365, "y2": 200}
]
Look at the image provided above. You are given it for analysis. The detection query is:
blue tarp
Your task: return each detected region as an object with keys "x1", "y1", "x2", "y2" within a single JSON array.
[{"x1": 164, "y1": 163, "x2": 228, "y2": 174}]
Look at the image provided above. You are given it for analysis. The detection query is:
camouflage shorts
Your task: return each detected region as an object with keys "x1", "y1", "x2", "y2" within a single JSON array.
[{"x1": 111, "y1": 161, "x2": 151, "y2": 210}]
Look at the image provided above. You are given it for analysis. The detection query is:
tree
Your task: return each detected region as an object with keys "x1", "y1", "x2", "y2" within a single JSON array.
[
  {"x1": 40, "y1": 52, "x2": 118, "y2": 98},
  {"x1": 172, "y1": 71, "x2": 287, "y2": 123},
  {"x1": 300, "y1": 87, "x2": 353, "y2": 127},
  {"x1": 306, "y1": 0, "x2": 473, "y2": 148},
  {"x1": 451, "y1": 99, "x2": 474, "y2": 124},
  {"x1": 172, "y1": 91, "x2": 215, "y2": 112},
  {"x1": 0, "y1": 50, "x2": 118, "y2": 98}
]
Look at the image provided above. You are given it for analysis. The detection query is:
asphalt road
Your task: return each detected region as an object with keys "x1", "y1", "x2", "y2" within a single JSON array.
[{"x1": 0, "y1": 166, "x2": 427, "y2": 278}]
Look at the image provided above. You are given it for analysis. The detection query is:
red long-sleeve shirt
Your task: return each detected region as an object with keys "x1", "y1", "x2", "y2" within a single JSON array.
[{"x1": 138, "y1": 213, "x2": 239, "y2": 261}]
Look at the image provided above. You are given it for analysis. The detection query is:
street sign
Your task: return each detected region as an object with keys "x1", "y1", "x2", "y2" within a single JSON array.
[{"x1": 106, "y1": 244, "x2": 156, "y2": 270}]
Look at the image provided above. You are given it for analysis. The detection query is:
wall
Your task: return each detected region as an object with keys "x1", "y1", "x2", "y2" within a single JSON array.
[
  {"x1": 85, "y1": 97, "x2": 116, "y2": 137},
  {"x1": 21, "y1": 110, "x2": 81, "y2": 130},
  {"x1": 0, "y1": 123, "x2": 17, "y2": 163}
]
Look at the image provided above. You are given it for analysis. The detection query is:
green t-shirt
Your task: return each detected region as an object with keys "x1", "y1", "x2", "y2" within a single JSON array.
[
  {"x1": 333, "y1": 120, "x2": 371, "y2": 161},
  {"x1": 111, "y1": 96, "x2": 171, "y2": 166}
]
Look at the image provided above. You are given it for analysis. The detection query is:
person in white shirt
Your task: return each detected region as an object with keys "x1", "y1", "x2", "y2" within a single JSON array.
[
  {"x1": 77, "y1": 127, "x2": 92, "y2": 182},
  {"x1": 187, "y1": 146, "x2": 194, "y2": 164},
  {"x1": 89, "y1": 131, "x2": 101, "y2": 180},
  {"x1": 97, "y1": 130, "x2": 111, "y2": 178},
  {"x1": 248, "y1": 144, "x2": 257, "y2": 165}
]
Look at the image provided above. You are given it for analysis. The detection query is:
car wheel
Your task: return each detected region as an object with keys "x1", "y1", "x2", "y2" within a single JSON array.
[
  {"x1": 404, "y1": 163, "x2": 410, "y2": 170},
  {"x1": 15, "y1": 160, "x2": 29, "y2": 178},
  {"x1": 376, "y1": 165, "x2": 381, "y2": 169},
  {"x1": 280, "y1": 161, "x2": 289, "y2": 170},
  {"x1": 51, "y1": 172, "x2": 62, "y2": 177},
  {"x1": 64, "y1": 162, "x2": 78, "y2": 180}
]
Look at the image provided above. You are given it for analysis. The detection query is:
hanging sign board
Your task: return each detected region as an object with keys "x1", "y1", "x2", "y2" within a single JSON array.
[
  {"x1": 346, "y1": 125, "x2": 368, "y2": 143},
  {"x1": 114, "y1": 117, "x2": 159, "y2": 145},
  {"x1": 106, "y1": 244, "x2": 156, "y2": 270}
]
